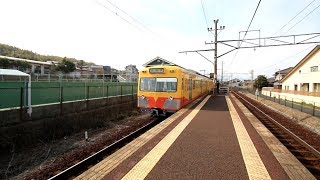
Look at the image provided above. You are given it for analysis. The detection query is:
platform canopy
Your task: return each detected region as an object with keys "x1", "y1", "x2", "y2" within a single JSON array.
[
  {"x1": 0, "y1": 68, "x2": 30, "y2": 77},
  {"x1": 0, "y1": 68, "x2": 32, "y2": 116}
]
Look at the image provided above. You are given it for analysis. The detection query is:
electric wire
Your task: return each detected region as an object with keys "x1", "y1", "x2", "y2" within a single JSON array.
[
  {"x1": 272, "y1": 0, "x2": 317, "y2": 37},
  {"x1": 229, "y1": 0, "x2": 262, "y2": 68},
  {"x1": 255, "y1": 1, "x2": 320, "y2": 73},
  {"x1": 199, "y1": 0, "x2": 214, "y2": 60},
  {"x1": 200, "y1": 0, "x2": 209, "y2": 28},
  {"x1": 259, "y1": 44, "x2": 315, "y2": 73},
  {"x1": 282, "y1": 3, "x2": 320, "y2": 35},
  {"x1": 103, "y1": 0, "x2": 155, "y2": 34},
  {"x1": 95, "y1": 1, "x2": 144, "y2": 32},
  {"x1": 251, "y1": 0, "x2": 319, "y2": 67}
]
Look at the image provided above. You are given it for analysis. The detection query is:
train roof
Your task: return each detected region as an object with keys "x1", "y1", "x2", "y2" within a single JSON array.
[
  {"x1": 143, "y1": 57, "x2": 178, "y2": 67},
  {"x1": 142, "y1": 57, "x2": 211, "y2": 80}
]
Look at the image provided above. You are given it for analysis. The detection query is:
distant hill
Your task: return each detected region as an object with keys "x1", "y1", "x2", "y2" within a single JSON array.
[{"x1": 0, "y1": 43, "x2": 95, "y2": 65}]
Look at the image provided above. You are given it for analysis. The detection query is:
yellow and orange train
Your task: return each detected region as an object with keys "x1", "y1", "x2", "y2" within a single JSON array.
[{"x1": 137, "y1": 64, "x2": 213, "y2": 116}]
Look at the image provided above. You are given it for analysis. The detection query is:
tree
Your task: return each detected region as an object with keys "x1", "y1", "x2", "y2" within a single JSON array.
[
  {"x1": 78, "y1": 60, "x2": 85, "y2": 75},
  {"x1": 12, "y1": 60, "x2": 31, "y2": 71},
  {"x1": 254, "y1": 75, "x2": 269, "y2": 90},
  {"x1": 56, "y1": 57, "x2": 76, "y2": 73},
  {"x1": 0, "y1": 58, "x2": 10, "y2": 68}
]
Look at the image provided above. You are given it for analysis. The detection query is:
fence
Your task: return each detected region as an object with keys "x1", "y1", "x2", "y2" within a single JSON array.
[
  {"x1": 0, "y1": 81, "x2": 138, "y2": 109},
  {"x1": 1, "y1": 73, "x2": 138, "y2": 83},
  {"x1": 255, "y1": 90, "x2": 320, "y2": 117}
]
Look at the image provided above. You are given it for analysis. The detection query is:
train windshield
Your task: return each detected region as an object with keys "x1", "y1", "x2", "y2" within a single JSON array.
[{"x1": 140, "y1": 77, "x2": 177, "y2": 92}]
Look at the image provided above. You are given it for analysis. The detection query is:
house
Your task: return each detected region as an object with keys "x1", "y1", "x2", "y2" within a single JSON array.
[
  {"x1": 118, "y1": 65, "x2": 139, "y2": 82},
  {"x1": 102, "y1": 66, "x2": 118, "y2": 82},
  {"x1": 280, "y1": 45, "x2": 320, "y2": 94},
  {"x1": 229, "y1": 78, "x2": 242, "y2": 87},
  {"x1": 242, "y1": 79, "x2": 254, "y2": 89},
  {"x1": 261, "y1": 45, "x2": 320, "y2": 104},
  {"x1": 273, "y1": 67, "x2": 293, "y2": 89},
  {"x1": 267, "y1": 77, "x2": 275, "y2": 87}
]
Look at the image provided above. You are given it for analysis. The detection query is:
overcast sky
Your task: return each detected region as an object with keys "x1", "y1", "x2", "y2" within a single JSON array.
[{"x1": 0, "y1": 0, "x2": 319, "y2": 80}]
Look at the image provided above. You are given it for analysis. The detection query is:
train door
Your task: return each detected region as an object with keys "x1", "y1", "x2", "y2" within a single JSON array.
[
  {"x1": 188, "y1": 78, "x2": 192, "y2": 100},
  {"x1": 181, "y1": 77, "x2": 184, "y2": 106}
]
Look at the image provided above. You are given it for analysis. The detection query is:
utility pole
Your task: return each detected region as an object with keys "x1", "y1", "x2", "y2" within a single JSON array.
[
  {"x1": 221, "y1": 61, "x2": 224, "y2": 85},
  {"x1": 214, "y1": 19, "x2": 218, "y2": 87},
  {"x1": 250, "y1": 70, "x2": 254, "y2": 90},
  {"x1": 208, "y1": 19, "x2": 225, "y2": 94}
]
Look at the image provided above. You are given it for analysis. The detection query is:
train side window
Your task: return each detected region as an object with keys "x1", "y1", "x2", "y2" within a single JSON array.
[{"x1": 193, "y1": 80, "x2": 195, "y2": 89}]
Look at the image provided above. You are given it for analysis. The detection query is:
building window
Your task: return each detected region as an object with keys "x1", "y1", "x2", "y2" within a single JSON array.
[
  {"x1": 314, "y1": 83, "x2": 320, "y2": 92},
  {"x1": 301, "y1": 83, "x2": 309, "y2": 92},
  {"x1": 311, "y1": 66, "x2": 318, "y2": 72}
]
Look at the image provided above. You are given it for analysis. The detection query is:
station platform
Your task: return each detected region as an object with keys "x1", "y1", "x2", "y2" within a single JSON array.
[{"x1": 75, "y1": 94, "x2": 315, "y2": 180}]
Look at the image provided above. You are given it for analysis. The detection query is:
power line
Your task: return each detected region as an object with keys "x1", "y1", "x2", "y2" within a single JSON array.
[
  {"x1": 273, "y1": 0, "x2": 317, "y2": 36},
  {"x1": 200, "y1": 0, "x2": 215, "y2": 50},
  {"x1": 282, "y1": 3, "x2": 320, "y2": 35},
  {"x1": 251, "y1": 0, "x2": 319, "y2": 62},
  {"x1": 103, "y1": 0, "x2": 155, "y2": 34},
  {"x1": 258, "y1": 0, "x2": 320, "y2": 73},
  {"x1": 200, "y1": 0, "x2": 209, "y2": 28},
  {"x1": 240, "y1": 0, "x2": 262, "y2": 48},
  {"x1": 95, "y1": 1, "x2": 144, "y2": 32},
  {"x1": 229, "y1": 0, "x2": 262, "y2": 68},
  {"x1": 259, "y1": 44, "x2": 315, "y2": 72}
]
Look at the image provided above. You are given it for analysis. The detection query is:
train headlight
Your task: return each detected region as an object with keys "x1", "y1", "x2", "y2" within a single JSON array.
[
  {"x1": 168, "y1": 96, "x2": 173, "y2": 101},
  {"x1": 141, "y1": 95, "x2": 145, "y2": 99}
]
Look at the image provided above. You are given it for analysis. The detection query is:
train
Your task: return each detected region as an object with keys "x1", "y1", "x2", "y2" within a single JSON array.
[{"x1": 137, "y1": 64, "x2": 213, "y2": 116}]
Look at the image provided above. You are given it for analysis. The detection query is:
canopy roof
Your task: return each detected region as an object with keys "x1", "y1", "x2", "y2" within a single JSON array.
[{"x1": 0, "y1": 69, "x2": 30, "y2": 77}]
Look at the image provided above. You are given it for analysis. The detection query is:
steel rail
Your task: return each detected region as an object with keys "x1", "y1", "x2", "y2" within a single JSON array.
[
  {"x1": 232, "y1": 91, "x2": 320, "y2": 159},
  {"x1": 48, "y1": 117, "x2": 160, "y2": 180}
]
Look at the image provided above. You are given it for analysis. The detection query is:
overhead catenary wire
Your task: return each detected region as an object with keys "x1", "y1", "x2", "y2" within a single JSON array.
[
  {"x1": 251, "y1": 0, "x2": 318, "y2": 58},
  {"x1": 95, "y1": 0, "x2": 144, "y2": 32},
  {"x1": 273, "y1": 0, "x2": 317, "y2": 36},
  {"x1": 200, "y1": 0, "x2": 209, "y2": 28},
  {"x1": 103, "y1": 0, "x2": 155, "y2": 34},
  {"x1": 259, "y1": 44, "x2": 315, "y2": 73},
  {"x1": 199, "y1": 0, "x2": 215, "y2": 56},
  {"x1": 254, "y1": 1, "x2": 320, "y2": 75},
  {"x1": 228, "y1": 0, "x2": 262, "y2": 68},
  {"x1": 282, "y1": 3, "x2": 320, "y2": 35},
  {"x1": 250, "y1": 0, "x2": 320, "y2": 68}
]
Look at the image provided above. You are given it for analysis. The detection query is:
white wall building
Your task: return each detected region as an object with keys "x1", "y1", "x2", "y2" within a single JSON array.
[
  {"x1": 262, "y1": 45, "x2": 320, "y2": 104},
  {"x1": 281, "y1": 45, "x2": 320, "y2": 93}
]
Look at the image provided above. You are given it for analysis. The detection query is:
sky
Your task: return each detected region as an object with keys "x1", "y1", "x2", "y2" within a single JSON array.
[{"x1": 0, "y1": 0, "x2": 319, "y2": 81}]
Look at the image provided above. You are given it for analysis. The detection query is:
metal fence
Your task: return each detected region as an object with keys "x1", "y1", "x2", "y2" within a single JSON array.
[
  {"x1": 1, "y1": 73, "x2": 138, "y2": 83},
  {"x1": 255, "y1": 91, "x2": 320, "y2": 117},
  {"x1": 0, "y1": 82, "x2": 138, "y2": 109}
]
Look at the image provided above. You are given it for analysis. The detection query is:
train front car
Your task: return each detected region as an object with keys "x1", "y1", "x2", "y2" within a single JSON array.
[{"x1": 137, "y1": 65, "x2": 181, "y2": 116}]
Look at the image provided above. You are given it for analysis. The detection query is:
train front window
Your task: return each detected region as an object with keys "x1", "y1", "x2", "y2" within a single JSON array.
[
  {"x1": 156, "y1": 78, "x2": 177, "y2": 92},
  {"x1": 140, "y1": 78, "x2": 156, "y2": 91},
  {"x1": 140, "y1": 77, "x2": 177, "y2": 92}
]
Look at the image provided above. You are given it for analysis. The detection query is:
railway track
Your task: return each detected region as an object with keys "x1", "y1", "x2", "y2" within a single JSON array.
[
  {"x1": 232, "y1": 91, "x2": 320, "y2": 179},
  {"x1": 48, "y1": 116, "x2": 165, "y2": 180}
]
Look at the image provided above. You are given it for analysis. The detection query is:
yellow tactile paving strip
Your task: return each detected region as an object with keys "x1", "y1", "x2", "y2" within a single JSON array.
[
  {"x1": 75, "y1": 97, "x2": 204, "y2": 179},
  {"x1": 122, "y1": 95, "x2": 210, "y2": 180},
  {"x1": 226, "y1": 96, "x2": 271, "y2": 180},
  {"x1": 231, "y1": 94, "x2": 316, "y2": 180}
]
